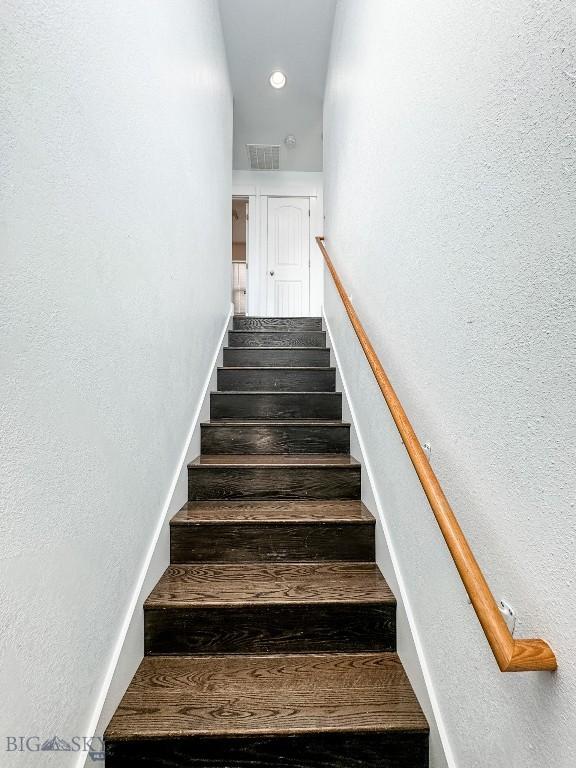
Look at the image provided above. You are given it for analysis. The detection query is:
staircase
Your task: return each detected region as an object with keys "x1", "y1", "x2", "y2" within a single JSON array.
[{"x1": 104, "y1": 316, "x2": 429, "y2": 767}]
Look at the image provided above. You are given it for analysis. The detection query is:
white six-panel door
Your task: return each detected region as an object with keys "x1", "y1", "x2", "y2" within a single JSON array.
[{"x1": 266, "y1": 197, "x2": 310, "y2": 316}]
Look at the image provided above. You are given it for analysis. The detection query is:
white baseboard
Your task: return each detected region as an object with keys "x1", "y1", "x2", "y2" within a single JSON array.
[
  {"x1": 78, "y1": 305, "x2": 233, "y2": 766},
  {"x1": 322, "y1": 309, "x2": 455, "y2": 768}
]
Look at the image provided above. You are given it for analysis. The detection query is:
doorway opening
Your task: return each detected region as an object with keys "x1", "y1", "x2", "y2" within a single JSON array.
[{"x1": 231, "y1": 196, "x2": 248, "y2": 315}]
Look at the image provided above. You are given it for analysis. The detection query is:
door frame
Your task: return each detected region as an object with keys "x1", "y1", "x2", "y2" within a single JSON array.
[
  {"x1": 231, "y1": 196, "x2": 249, "y2": 315},
  {"x1": 232, "y1": 176, "x2": 322, "y2": 316},
  {"x1": 231, "y1": 194, "x2": 256, "y2": 315},
  {"x1": 264, "y1": 195, "x2": 311, "y2": 317}
]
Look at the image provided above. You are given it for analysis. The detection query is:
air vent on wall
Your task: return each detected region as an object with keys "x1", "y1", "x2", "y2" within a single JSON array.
[{"x1": 246, "y1": 144, "x2": 280, "y2": 171}]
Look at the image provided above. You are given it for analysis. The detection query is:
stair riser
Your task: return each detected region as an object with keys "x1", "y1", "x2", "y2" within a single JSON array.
[
  {"x1": 145, "y1": 603, "x2": 395, "y2": 655},
  {"x1": 223, "y1": 347, "x2": 331, "y2": 367},
  {"x1": 229, "y1": 331, "x2": 326, "y2": 348},
  {"x1": 170, "y1": 522, "x2": 375, "y2": 562},
  {"x1": 211, "y1": 393, "x2": 342, "y2": 420},
  {"x1": 233, "y1": 316, "x2": 322, "y2": 331},
  {"x1": 106, "y1": 732, "x2": 428, "y2": 768},
  {"x1": 217, "y1": 368, "x2": 336, "y2": 392},
  {"x1": 201, "y1": 424, "x2": 350, "y2": 454},
  {"x1": 188, "y1": 466, "x2": 361, "y2": 501}
]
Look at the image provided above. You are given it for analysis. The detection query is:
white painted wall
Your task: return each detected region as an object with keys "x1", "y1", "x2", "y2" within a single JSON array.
[
  {"x1": 232, "y1": 171, "x2": 324, "y2": 315},
  {"x1": 323, "y1": 2, "x2": 576, "y2": 766},
  {"x1": 324, "y1": 302, "x2": 451, "y2": 768},
  {"x1": 0, "y1": 0, "x2": 232, "y2": 762}
]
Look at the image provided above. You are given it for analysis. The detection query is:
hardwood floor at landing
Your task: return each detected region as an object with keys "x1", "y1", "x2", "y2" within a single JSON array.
[{"x1": 104, "y1": 316, "x2": 429, "y2": 767}]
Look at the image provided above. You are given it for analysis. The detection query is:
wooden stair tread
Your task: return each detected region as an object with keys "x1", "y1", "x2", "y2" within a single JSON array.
[
  {"x1": 210, "y1": 392, "x2": 342, "y2": 422},
  {"x1": 145, "y1": 563, "x2": 393, "y2": 607},
  {"x1": 202, "y1": 420, "x2": 350, "y2": 426},
  {"x1": 230, "y1": 330, "x2": 324, "y2": 334},
  {"x1": 228, "y1": 331, "x2": 326, "y2": 347},
  {"x1": 224, "y1": 346, "x2": 329, "y2": 350},
  {"x1": 219, "y1": 366, "x2": 335, "y2": 370},
  {"x1": 105, "y1": 652, "x2": 428, "y2": 740},
  {"x1": 172, "y1": 500, "x2": 374, "y2": 524},
  {"x1": 189, "y1": 454, "x2": 360, "y2": 467}
]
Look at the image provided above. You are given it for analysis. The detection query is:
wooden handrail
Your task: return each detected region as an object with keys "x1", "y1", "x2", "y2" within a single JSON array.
[{"x1": 316, "y1": 236, "x2": 556, "y2": 672}]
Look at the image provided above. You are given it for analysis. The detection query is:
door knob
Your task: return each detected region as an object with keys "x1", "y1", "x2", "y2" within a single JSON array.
[{"x1": 269, "y1": 270, "x2": 275, "y2": 276}]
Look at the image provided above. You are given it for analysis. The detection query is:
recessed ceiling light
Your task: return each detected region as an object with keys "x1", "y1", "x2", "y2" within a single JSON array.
[{"x1": 269, "y1": 71, "x2": 287, "y2": 89}]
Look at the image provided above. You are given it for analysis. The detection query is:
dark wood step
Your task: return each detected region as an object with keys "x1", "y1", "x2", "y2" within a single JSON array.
[
  {"x1": 105, "y1": 653, "x2": 429, "y2": 768},
  {"x1": 233, "y1": 316, "x2": 323, "y2": 331},
  {"x1": 106, "y1": 731, "x2": 429, "y2": 768},
  {"x1": 217, "y1": 367, "x2": 336, "y2": 392},
  {"x1": 201, "y1": 420, "x2": 350, "y2": 454},
  {"x1": 211, "y1": 392, "x2": 342, "y2": 420},
  {"x1": 223, "y1": 346, "x2": 331, "y2": 367},
  {"x1": 104, "y1": 313, "x2": 429, "y2": 766},
  {"x1": 144, "y1": 563, "x2": 395, "y2": 655},
  {"x1": 170, "y1": 501, "x2": 375, "y2": 562},
  {"x1": 188, "y1": 455, "x2": 361, "y2": 501},
  {"x1": 229, "y1": 330, "x2": 326, "y2": 348}
]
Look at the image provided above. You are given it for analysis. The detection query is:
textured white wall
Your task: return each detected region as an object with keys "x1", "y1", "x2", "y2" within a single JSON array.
[
  {"x1": 323, "y1": 2, "x2": 576, "y2": 766},
  {"x1": 0, "y1": 0, "x2": 231, "y2": 760}
]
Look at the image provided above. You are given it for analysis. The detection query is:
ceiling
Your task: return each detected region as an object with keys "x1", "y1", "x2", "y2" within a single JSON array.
[{"x1": 219, "y1": 0, "x2": 336, "y2": 172}]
